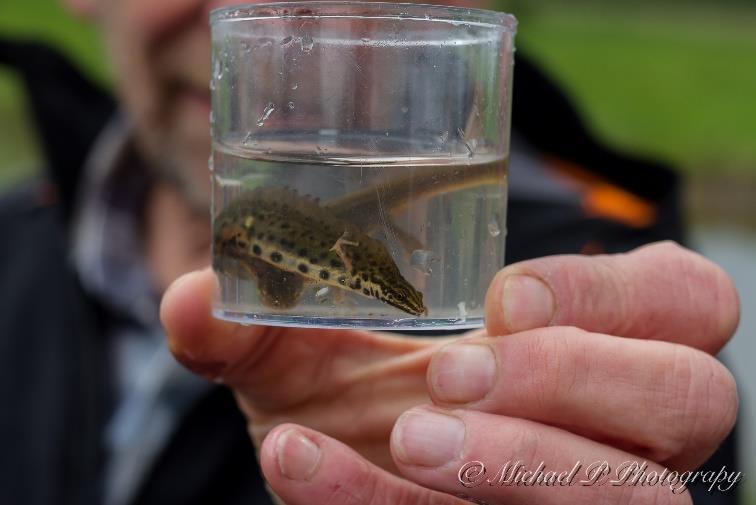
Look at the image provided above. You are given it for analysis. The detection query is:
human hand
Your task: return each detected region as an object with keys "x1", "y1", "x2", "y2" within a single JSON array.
[
  {"x1": 161, "y1": 241, "x2": 739, "y2": 504},
  {"x1": 160, "y1": 268, "x2": 465, "y2": 472}
]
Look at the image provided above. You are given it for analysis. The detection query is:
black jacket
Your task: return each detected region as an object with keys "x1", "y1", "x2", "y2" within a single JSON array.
[{"x1": 0, "y1": 40, "x2": 737, "y2": 505}]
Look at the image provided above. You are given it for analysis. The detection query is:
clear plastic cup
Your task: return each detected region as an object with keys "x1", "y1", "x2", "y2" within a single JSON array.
[{"x1": 210, "y1": 2, "x2": 516, "y2": 329}]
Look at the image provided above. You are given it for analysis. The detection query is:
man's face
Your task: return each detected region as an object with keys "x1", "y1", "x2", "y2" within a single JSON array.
[
  {"x1": 73, "y1": 0, "x2": 483, "y2": 210},
  {"x1": 82, "y1": 0, "x2": 250, "y2": 209}
]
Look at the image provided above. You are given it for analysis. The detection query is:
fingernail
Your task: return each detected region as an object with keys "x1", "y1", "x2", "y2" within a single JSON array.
[
  {"x1": 276, "y1": 428, "x2": 322, "y2": 481},
  {"x1": 502, "y1": 274, "x2": 555, "y2": 332},
  {"x1": 393, "y1": 409, "x2": 464, "y2": 467},
  {"x1": 430, "y1": 345, "x2": 496, "y2": 404}
]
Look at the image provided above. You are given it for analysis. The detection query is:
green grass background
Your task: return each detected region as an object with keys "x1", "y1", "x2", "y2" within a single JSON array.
[
  {"x1": 0, "y1": 0, "x2": 106, "y2": 186},
  {"x1": 510, "y1": 0, "x2": 756, "y2": 175}
]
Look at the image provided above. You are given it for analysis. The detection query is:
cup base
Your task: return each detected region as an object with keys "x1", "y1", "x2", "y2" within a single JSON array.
[{"x1": 212, "y1": 307, "x2": 483, "y2": 331}]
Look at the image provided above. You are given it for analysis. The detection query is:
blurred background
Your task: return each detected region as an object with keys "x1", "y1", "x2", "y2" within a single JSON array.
[{"x1": 0, "y1": 0, "x2": 753, "y2": 502}]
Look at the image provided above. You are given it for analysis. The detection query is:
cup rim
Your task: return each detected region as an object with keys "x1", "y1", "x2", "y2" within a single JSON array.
[{"x1": 210, "y1": 1, "x2": 517, "y2": 32}]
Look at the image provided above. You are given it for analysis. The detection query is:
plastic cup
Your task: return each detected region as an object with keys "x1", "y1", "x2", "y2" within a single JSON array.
[{"x1": 210, "y1": 1, "x2": 516, "y2": 329}]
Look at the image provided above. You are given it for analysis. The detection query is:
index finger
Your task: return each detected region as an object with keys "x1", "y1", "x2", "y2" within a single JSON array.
[{"x1": 485, "y1": 241, "x2": 739, "y2": 354}]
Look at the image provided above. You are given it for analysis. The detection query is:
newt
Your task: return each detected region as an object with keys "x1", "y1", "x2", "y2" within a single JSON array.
[
  {"x1": 213, "y1": 186, "x2": 427, "y2": 316},
  {"x1": 212, "y1": 158, "x2": 505, "y2": 316}
]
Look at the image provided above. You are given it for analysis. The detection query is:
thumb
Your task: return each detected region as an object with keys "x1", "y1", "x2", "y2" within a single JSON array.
[
  {"x1": 484, "y1": 241, "x2": 738, "y2": 354},
  {"x1": 160, "y1": 268, "x2": 432, "y2": 411}
]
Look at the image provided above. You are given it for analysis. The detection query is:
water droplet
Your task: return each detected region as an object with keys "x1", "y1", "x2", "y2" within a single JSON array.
[
  {"x1": 300, "y1": 35, "x2": 314, "y2": 52},
  {"x1": 316, "y1": 146, "x2": 328, "y2": 155},
  {"x1": 280, "y1": 35, "x2": 293, "y2": 46},
  {"x1": 400, "y1": 106, "x2": 408, "y2": 114},
  {"x1": 256, "y1": 102, "x2": 275, "y2": 127},
  {"x1": 361, "y1": 37, "x2": 370, "y2": 43},
  {"x1": 291, "y1": 83, "x2": 299, "y2": 90},
  {"x1": 488, "y1": 214, "x2": 502, "y2": 237},
  {"x1": 240, "y1": 41, "x2": 251, "y2": 53},
  {"x1": 209, "y1": 110, "x2": 215, "y2": 124},
  {"x1": 287, "y1": 101, "x2": 295, "y2": 110},
  {"x1": 410, "y1": 249, "x2": 438, "y2": 276}
]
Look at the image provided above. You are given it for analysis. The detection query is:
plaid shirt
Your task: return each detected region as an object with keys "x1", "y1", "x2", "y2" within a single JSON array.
[{"x1": 71, "y1": 115, "x2": 210, "y2": 505}]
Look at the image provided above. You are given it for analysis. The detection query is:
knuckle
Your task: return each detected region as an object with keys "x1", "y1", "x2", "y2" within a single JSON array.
[
  {"x1": 664, "y1": 244, "x2": 739, "y2": 351},
  {"x1": 652, "y1": 347, "x2": 700, "y2": 460},
  {"x1": 321, "y1": 459, "x2": 380, "y2": 505},
  {"x1": 680, "y1": 252, "x2": 739, "y2": 349},
  {"x1": 639, "y1": 240, "x2": 687, "y2": 259},
  {"x1": 592, "y1": 256, "x2": 635, "y2": 333},
  {"x1": 652, "y1": 240, "x2": 686, "y2": 255},
  {"x1": 637, "y1": 242, "x2": 740, "y2": 342},
  {"x1": 322, "y1": 463, "x2": 464, "y2": 505},
  {"x1": 506, "y1": 422, "x2": 543, "y2": 468},
  {"x1": 652, "y1": 347, "x2": 738, "y2": 462},
  {"x1": 693, "y1": 359, "x2": 739, "y2": 449},
  {"x1": 525, "y1": 327, "x2": 589, "y2": 407},
  {"x1": 708, "y1": 264, "x2": 741, "y2": 349},
  {"x1": 515, "y1": 329, "x2": 571, "y2": 410},
  {"x1": 713, "y1": 365, "x2": 740, "y2": 438},
  {"x1": 391, "y1": 487, "x2": 464, "y2": 505}
]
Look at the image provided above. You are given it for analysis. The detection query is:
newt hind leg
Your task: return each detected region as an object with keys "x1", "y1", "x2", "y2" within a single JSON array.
[{"x1": 244, "y1": 257, "x2": 306, "y2": 310}]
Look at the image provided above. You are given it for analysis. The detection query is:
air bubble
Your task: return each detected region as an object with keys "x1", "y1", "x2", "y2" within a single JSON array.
[
  {"x1": 400, "y1": 106, "x2": 408, "y2": 114},
  {"x1": 300, "y1": 35, "x2": 314, "y2": 52},
  {"x1": 488, "y1": 214, "x2": 501, "y2": 237},
  {"x1": 256, "y1": 102, "x2": 275, "y2": 127},
  {"x1": 291, "y1": 83, "x2": 299, "y2": 90},
  {"x1": 287, "y1": 101, "x2": 295, "y2": 110},
  {"x1": 280, "y1": 36, "x2": 293, "y2": 46},
  {"x1": 242, "y1": 132, "x2": 255, "y2": 145},
  {"x1": 457, "y1": 301, "x2": 467, "y2": 321}
]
